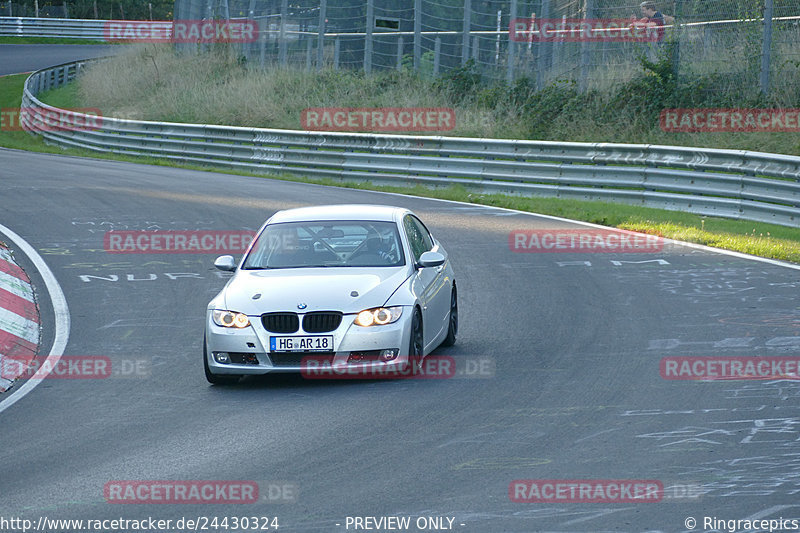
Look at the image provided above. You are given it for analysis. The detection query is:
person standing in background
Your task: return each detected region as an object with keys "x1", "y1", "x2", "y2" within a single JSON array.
[{"x1": 637, "y1": 1, "x2": 675, "y2": 43}]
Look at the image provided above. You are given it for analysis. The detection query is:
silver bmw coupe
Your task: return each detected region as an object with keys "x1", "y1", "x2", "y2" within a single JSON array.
[{"x1": 204, "y1": 204, "x2": 457, "y2": 384}]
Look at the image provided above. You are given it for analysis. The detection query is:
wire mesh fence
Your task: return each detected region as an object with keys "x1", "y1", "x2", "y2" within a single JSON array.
[{"x1": 19, "y1": 0, "x2": 798, "y2": 98}]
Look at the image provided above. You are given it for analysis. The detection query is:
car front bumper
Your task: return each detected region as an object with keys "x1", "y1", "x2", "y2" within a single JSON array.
[{"x1": 204, "y1": 308, "x2": 414, "y2": 376}]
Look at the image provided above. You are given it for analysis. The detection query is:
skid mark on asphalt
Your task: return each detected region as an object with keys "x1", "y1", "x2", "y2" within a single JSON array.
[{"x1": 451, "y1": 457, "x2": 551, "y2": 470}]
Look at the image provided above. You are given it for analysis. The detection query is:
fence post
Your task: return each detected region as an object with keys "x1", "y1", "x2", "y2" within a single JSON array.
[
  {"x1": 414, "y1": 0, "x2": 421, "y2": 71},
  {"x1": 579, "y1": 0, "x2": 594, "y2": 92},
  {"x1": 259, "y1": 19, "x2": 267, "y2": 66},
  {"x1": 317, "y1": 0, "x2": 326, "y2": 70},
  {"x1": 495, "y1": 9, "x2": 501, "y2": 65},
  {"x1": 536, "y1": 0, "x2": 552, "y2": 89},
  {"x1": 554, "y1": 14, "x2": 566, "y2": 74},
  {"x1": 306, "y1": 37, "x2": 313, "y2": 70},
  {"x1": 245, "y1": 0, "x2": 256, "y2": 63},
  {"x1": 462, "y1": 0, "x2": 471, "y2": 65},
  {"x1": 527, "y1": 12, "x2": 534, "y2": 57},
  {"x1": 203, "y1": 0, "x2": 213, "y2": 52},
  {"x1": 434, "y1": 36, "x2": 441, "y2": 75},
  {"x1": 397, "y1": 36, "x2": 404, "y2": 70},
  {"x1": 760, "y1": 0, "x2": 774, "y2": 95},
  {"x1": 507, "y1": 0, "x2": 517, "y2": 82},
  {"x1": 278, "y1": 0, "x2": 288, "y2": 66},
  {"x1": 364, "y1": 0, "x2": 373, "y2": 73},
  {"x1": 472, "y1": 34, "x2": 479, "y2": 61},
  {"x1": 334, "y1": 37, "x2": 340, "y2": 69},
  {"x1": 672, "y1": 0, "x2": 682, "y2": 80}
]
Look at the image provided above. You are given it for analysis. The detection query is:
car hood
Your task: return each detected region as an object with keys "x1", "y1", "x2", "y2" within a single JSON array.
[{"x1": 222, "y1": 266, "x2": 410, "y2": 315}]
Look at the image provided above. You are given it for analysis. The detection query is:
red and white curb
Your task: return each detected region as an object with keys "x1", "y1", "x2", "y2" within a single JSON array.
[{"x1": 0, "y1": 243, "x2": 40, "y2": 392}]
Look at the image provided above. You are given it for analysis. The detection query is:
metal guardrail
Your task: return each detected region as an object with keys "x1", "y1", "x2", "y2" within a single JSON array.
[
  {"x1": 5, "y1": 14, "x2": 800, "y2": 41},
  {"x1": 20, "y1": 59, "x2": 800, "y2": 228},
  {"x1": 0, "y1": 16, "x2": 107, "y2": 39},
  {"x1": 0, "y1": 16, "x2": 174, "y2": 40}
]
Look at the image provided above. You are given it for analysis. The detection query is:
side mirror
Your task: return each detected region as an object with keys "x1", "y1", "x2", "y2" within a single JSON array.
[
  {"x1": 214, "y1": 255, "x2": 237, "y2": 272},
  {"x1": 418, "y1": 251, "x2": 445, "y2": 268}
]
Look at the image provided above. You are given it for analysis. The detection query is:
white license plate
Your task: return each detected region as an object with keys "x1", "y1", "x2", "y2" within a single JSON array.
[{"x1": 270, "y1": 335, "x2": 333, "y2": 352}]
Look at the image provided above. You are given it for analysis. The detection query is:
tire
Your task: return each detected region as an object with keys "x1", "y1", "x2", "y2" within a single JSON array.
[
  {"x1": 204, "y1": 338, "x2": 240, "y2": 385},
  {"x1": 441, "y1": 284, "x2": 458, "y2": 347},
  {"x1": 406, "y1": 307, "x2": 424, "y2": 373}
]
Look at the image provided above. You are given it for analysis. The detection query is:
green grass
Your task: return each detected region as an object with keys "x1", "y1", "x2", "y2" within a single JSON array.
[
  {"x1": 3, "y1": 69, "x2": 800, "y2": 264},
  {"x1": 0, "y1": 36, "x2": 109, "y2": 45},
  {"x1": 0, "y1": 73, "x2": 164, "y2": 158},
  {"x1": 0, "y1": 73, "x2": 54, "y2": 152},
  {"x1": 36, "y1": 78, "x2": 79, "y2": 109}
]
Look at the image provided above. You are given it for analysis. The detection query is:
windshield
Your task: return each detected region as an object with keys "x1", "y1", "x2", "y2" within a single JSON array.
[{"x1": 242, "y1": 220, "x2": 405, "y2": 269}]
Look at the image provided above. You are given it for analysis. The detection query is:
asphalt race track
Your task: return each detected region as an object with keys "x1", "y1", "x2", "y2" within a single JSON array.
[
  {"x1": 0, "y1": 44, "x2": 121, "y2": 76},
  {"x1": 2, "y1": 49, "x2": 800, "y2": 533}
]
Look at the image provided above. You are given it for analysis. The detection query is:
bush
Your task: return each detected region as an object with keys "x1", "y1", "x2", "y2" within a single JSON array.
[
  {"x1": 607, "y1": 43, "x2": 678, "y2": 122},
  {"x1": 435, "y1": 59, "x2": 482, "y2": 103}
]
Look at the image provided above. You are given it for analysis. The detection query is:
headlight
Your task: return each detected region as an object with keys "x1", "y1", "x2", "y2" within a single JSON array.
[
  {"x1": 354, "y1": 306, "x2": 403, "y2": 327},
  {"x1": 212, "y1": 309, "x2": 251, "y2": 328}
]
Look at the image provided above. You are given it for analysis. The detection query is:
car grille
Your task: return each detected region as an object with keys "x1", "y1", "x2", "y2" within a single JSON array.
[
  {"x1": 261, "y1": 311, "x2": 343, "y2": 333},
  {"x1": 269, "y1": 352, "x2": 334, "y2": 368},
  {"x1": 302, "y1": 312, "x2": 343, "y2": 333},
  {"x1": 261, "y1": 312, "x2": 300, "y2": 333}
]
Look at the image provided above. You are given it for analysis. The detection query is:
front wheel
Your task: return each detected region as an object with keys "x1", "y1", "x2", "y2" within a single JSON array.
[
  {"x1": 406, "y1": 307, "x2": 424, "y2": 372},
  {"x1": 204, "y1": 338, "x2": 241, "y2": 385},
  {"x1": 441, "y1": 285, "x2": 457, "y2": 347}
]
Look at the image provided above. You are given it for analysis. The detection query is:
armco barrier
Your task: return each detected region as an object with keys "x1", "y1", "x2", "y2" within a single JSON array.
[
  {"x1": 0, "y1": 16, "x2": 171, "y2": 40},
  {"x1": 1, "y1": 17, "x2": 105, "y2": 40},
  {"x1": 19, "y1": 59, "x2": 800, "y2": 228}
]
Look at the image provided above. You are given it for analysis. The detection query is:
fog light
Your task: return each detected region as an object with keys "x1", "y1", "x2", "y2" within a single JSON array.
[
  {"x1": 214, "y1": 352, "x2": 230, "y2": 364},
  {"x1": 380, "y1": 349, "x2": 399, "y2": 362}
]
